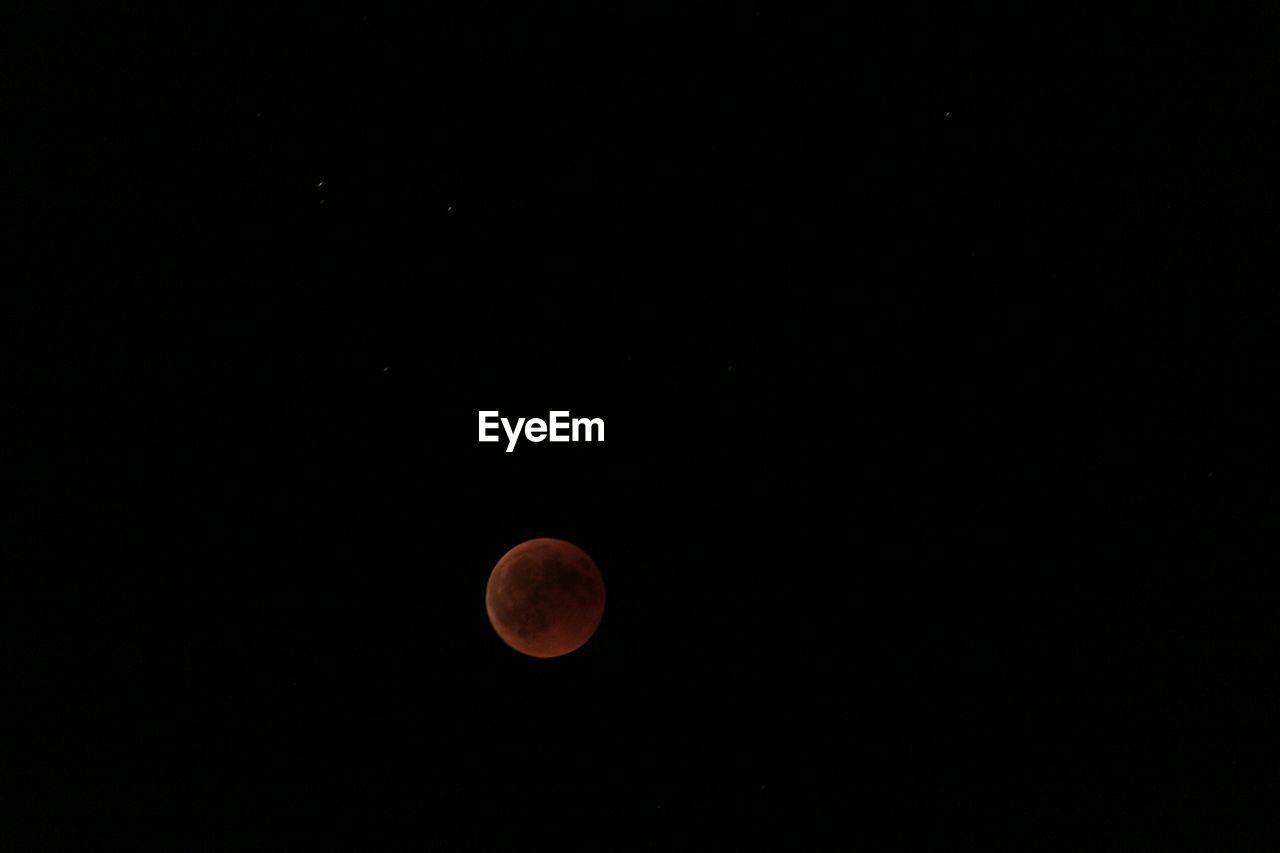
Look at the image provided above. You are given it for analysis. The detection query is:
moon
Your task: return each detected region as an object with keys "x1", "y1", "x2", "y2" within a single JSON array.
[{"x1": 485, "y1": 538, "x2": 606, "y2": 658}]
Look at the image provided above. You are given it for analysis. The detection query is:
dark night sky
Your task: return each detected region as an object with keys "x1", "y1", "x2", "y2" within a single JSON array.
[{"x1": 3, "y1": 3, "x2": 1279, "y2": 850}]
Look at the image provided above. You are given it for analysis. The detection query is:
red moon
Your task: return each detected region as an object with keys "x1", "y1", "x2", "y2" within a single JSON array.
[{"x1": 485, "y1": 538, "x2": 605, "y2": 658}]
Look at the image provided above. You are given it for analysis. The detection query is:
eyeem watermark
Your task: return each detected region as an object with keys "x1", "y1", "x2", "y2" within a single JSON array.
[{"x1": 478, "y1": 411, "x2": 605, "y2": 452}]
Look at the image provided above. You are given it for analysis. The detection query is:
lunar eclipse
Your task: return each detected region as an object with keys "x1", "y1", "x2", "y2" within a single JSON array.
[{"x1": 485, "y1": 538, "x2": 606, "y2": 658}]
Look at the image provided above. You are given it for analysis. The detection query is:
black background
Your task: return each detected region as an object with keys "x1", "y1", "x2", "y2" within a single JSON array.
[{"x1": 3, "y1": 3, "x2": 1278, "y2": 850}]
